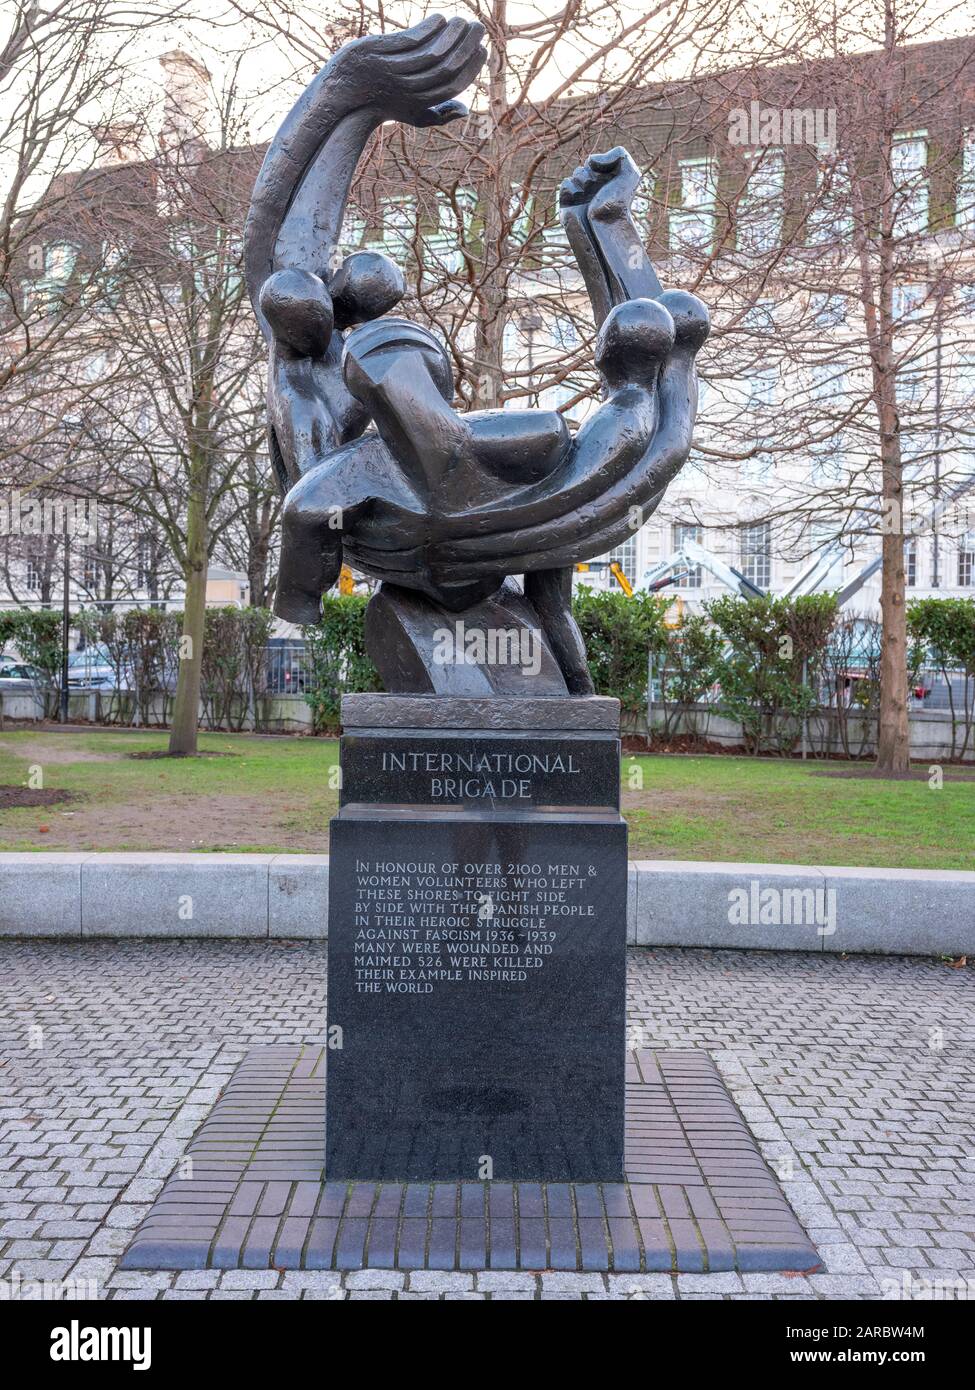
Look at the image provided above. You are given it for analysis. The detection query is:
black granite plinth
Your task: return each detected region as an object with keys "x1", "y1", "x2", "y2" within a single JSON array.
[
  {"x1": 340, "y1": 693, "x2": 621, "y2": 731},
  {"x1": 327, "y1": 812, "x2": 627, "y2": 1180},
  {"x1": 327, "y1": 693, "x2": 628, "y2": 1182},
  {"x1": 340, "y1": 731, "x2": 620, "y2": 811}
]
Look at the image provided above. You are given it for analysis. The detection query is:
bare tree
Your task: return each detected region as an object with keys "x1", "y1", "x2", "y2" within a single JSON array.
[
  {"x1": 581, "y1": 1, "x2": 975, "y2": 776},
  {"x1": 77, "y1": 51, "x2": 271, "y2": 753},
  {"x1": 0, "y1": 2, "x2": 196, "y2": 469},
  {"x1": 234, "y1": 0, "x2": 743, "y2": 411}
]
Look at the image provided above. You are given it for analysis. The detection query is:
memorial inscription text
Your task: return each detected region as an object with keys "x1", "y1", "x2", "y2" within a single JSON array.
[{"x1": 350, "y1": 858, "x2": 597, "y2": 994}]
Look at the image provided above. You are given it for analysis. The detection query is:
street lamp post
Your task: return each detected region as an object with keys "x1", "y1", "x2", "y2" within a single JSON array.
[{"x1": 60, "y1": 524, "x2": 70, "y2": 723}]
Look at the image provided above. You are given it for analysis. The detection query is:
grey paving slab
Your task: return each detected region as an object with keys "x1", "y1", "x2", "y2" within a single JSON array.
[
  {"x1": 80, "y1": 854, "x2": 273, "y2": 938},
  {"x1": 268, "y1": 856, "x2": 328, "y2": 939},
  {"x1": 1, "y1": 855, "x2": 973, "y2": 955},
  {"x1": 822, "y1": 866, "x2": 975, "y2": 956},
  {"x1": 634, "y1": 861, "x2": 828, "y2": 951}
]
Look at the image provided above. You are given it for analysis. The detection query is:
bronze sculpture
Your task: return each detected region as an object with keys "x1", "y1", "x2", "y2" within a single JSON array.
[{"x1": 244, "y1": 14, "x2": 709, "y2": 695}]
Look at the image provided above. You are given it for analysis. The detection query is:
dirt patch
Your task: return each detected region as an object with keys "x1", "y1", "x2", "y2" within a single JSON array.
[
  {"x1": 126, "y1": 750, "x2": 237, "y2": 761},
  {"x1": 0, "y1": 785, "x2": 80, "y2": 809},
  {"x1": 621, "y1": 733, "x2": 748, "y2": 756},
  {"x1": 5, "y1": 739, "x2": 123, "y2": 765},
  {"x1": 813, "y1": 766, "x2": 975, "y2": 782},
  {"x1": 0, "y1": 790, "x2": 334, "y2": 851}
]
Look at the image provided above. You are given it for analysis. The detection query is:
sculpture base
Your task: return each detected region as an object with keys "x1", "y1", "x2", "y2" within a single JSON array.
[
  {"x1": 328, "y1": 691, "x2": 627, "y2": 1181},
  {"x1": 119, "y1": 1046, "x2": 821, "y2": 1274},
  {"x1": 364, "y1": 578, "x2": 571, "y2": 695}
]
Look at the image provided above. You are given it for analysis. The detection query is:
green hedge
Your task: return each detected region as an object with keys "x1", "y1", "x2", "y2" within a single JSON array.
[
  {"x1": 302, "y1": 595, "x2": 380, "y2": 732},
  {"x1": 907, "y1": 596, "x2": 975, "y2": 760},
  {"x1": 0, "y1": 609, "x2": 67, "y2": 716},
  {"x1": 706, "y1": 592, "x2": 839, "y2": 754},
  {"x1": 572, "y1": 589, "x2": 669, "y2": 715}
]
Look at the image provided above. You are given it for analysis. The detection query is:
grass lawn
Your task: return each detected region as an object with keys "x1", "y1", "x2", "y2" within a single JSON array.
[{"x1": 0, "y1": 727, "x2": 972, "y2": 868}]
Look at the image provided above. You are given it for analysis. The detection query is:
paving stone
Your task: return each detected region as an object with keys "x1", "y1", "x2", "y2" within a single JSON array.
[{"x1": 346, "y1": 1270, "x2": 405, "y2": 1290}]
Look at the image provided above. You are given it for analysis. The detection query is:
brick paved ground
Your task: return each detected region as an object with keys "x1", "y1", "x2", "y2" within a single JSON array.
[{"x1": 0, "y1": 941, "x2": 972, "y2": 1301}]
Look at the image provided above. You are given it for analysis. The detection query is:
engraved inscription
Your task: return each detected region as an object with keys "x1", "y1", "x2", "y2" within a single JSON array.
[
  {"x1": 381, "y1": 748, "x2": 580, "y2": 800},
  {"x1": 350, "y1": 859, "x2": 597, "y2": 994}
]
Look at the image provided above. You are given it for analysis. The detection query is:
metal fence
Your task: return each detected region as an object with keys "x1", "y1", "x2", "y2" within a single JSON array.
[{"x1": 262, "y1": 643, "x2": 312, "y2": 696}]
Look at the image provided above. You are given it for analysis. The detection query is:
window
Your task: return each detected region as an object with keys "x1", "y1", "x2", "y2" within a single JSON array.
[
  {"x1": 630, "y1": 178, "x2": 653, "y2": 241},
  {"x1": 81, "y1": 544, "x2": 98, "y2": 589},
  {"x1": 811, "y1": 439, "x2": 845, "y2": 484},
  {"x1": 340, "y1": 204, "x2": 367, "y2": 252},
  {"x1": 737, "y1": 149, "x2": 783, "y2": 253},
  {"x1": 429, "y1": 188, "x2": 476, "y2": 272},
  {"x1": 25, "y1": 549, "x2": 41, "y2": 592},
  {"x1": 673, "y1": 523, "x2": 702, "y2": 587},
  {"x1": 669, "y1": 158, "x2": 717, "y2": 255},
  {"x1": 958, "y1": 130, "x2": 975, "y2": 235},
  {"x1": 896, "y1": 370, "x2": 931, "y2": 463},
  {"x1": 45, "y1": 242, "x2": 76, "y2": 281},
  {"x1": 959, "y1": 531, "x2": 975, "y2": 587},
  {"x1": 808, "y1": 524, "x2": 843, "y2": 586},
  {"x1": 811, "y1": 293, "x2": 846, "y2": 328},
  {"x1": 892, "y1": 132, "x2": 928, "y2": 237},
  {"x1": 951, "y1": 353, "x2": 975, "y2": 405},
  {"x1": 748, "y1": 368, "x2": 776, "y2": 407},
  {"x1": 893, "y1": 282, "x2": 927, "y2": 321},
  {"x1": 743, "y1": 299, "x2": 775, "y2": 332},
  {"x1": 811, "y1": 370, "x2": 847, "y2": 482},
  {"x1": 381, "y1": 196, "x2": 415, "y2": 259},
  {"x1": 607, "y1": 533, "x2": 638, "y2": 585},
  {"x1": 551, "y1": 316, "x2": 580, "y2": 350},
  {"x1": 501, "y1": 320, "x2": 523, "y2": 362},
  {"x1": 508, "y1": 184, "x2": 533, "y2": 246},
  {"x1": 740, "y1": 521, "x2": 771, "y2": 589},
  {"x1": 808, "y1": 149, "x2": 852, "y2": 244},
  {"x1": 740, "y1": 369, "x2": 776, "y2": 482},
  {"x1": 906, "y1": 541, "x2": 917, "y2": 587},
  {"x1": 538, "y1": 380, "x2": 577, "y2": 414},
  {"x1": 137, "y1": 535, "x2": 153, "y2": 589}
]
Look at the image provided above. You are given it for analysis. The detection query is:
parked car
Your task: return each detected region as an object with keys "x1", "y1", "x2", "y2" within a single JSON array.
[
  {"x1": 67, "y1": 646, "x2": 118, "y2": 689},
  {"x1": 0, "y1": 660, "x2": 49, "y2": 690}
]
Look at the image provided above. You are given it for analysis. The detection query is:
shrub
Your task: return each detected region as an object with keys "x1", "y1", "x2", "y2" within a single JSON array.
[
  {"x1": 201, "y1": 606, "x2": 275, "y2": 732},
  {"x1": 656, "y1": 612, "x2": 724, "y2": 738},
  {"x1": 302, "y1": 595, "x2": 380, "y2": 732},
  {"x1": 1, "y1": 608, "x2": 67, "y2": 716},
  {"x1": 706, "y1": 592, "x2": 838, "y2": 754},
  {"x1": 572, "y1": 588, "x2": 669, "y2": 721},
  {"x1": 907, "y1": 596, "x2": 975, "y2": 760}
]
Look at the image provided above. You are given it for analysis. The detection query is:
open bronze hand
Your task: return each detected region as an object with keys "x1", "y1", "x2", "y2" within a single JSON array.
[{"x1": 334, "y1": 13, "x2": 486, "y2": 128}]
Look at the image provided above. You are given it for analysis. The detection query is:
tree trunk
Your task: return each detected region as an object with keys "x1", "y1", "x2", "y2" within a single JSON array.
[
  {"x1": 168, "y1": 473, "x2": 207, "y2": 755},
  {"x1": 471, "y1": 0, "x2": 509, "y2": 411},
  {"x1": 875, "y1": 526, "x2": 910, "y2": 774}
]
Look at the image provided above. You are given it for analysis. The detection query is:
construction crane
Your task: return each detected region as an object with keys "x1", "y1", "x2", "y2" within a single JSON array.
[
  {"x1": 784, "y1": 473, "x2": 975, "y2": 607},
  {"x1": 639, "y1": 537, "x2": 768, "y2": 599},
  {"x1": 575, "y1": 559, "x2": 634, "y2": 596}
]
